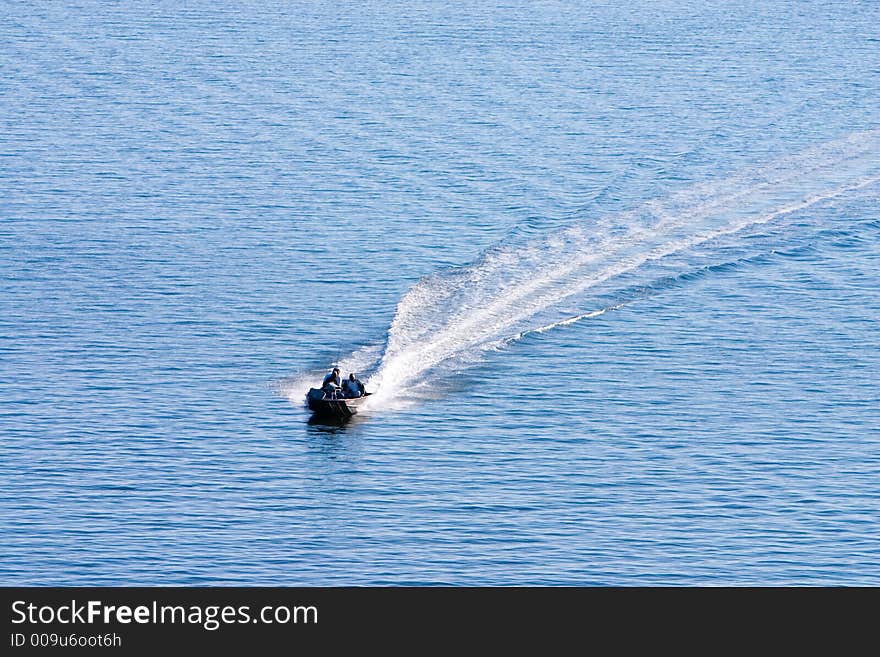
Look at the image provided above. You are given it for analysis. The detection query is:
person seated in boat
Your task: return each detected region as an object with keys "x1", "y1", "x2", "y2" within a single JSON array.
[
  {"x1": 341, "y1": 373, "x2": 365, "y2": 398},
  {"x1": 321, "y1": 368, "x2": 342, "y2": 397}
]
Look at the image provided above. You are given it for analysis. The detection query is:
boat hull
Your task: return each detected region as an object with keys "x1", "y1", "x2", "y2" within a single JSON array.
[{"x1": 306, "y1": 388, "x2": 370, "y2": 418}]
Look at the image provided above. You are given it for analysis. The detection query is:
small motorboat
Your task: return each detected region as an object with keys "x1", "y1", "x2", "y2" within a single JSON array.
[{"x1": 306, "y1": 388, "x2": 371, "y2": 419}]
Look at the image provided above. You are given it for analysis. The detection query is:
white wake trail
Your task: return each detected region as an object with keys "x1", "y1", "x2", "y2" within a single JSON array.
[{"x1": 364, "y1": 130, "x2": 880, "y2": 404}]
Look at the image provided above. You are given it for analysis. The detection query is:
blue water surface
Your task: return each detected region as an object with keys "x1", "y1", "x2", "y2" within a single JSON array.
[{"x1": 1, "y1": 1, "x2": 879, "y2": 585}]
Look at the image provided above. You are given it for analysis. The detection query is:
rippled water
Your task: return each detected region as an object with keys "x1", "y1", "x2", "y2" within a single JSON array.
[{"x1": 2, "y1": 1, "x2": 879, "y2": 585}]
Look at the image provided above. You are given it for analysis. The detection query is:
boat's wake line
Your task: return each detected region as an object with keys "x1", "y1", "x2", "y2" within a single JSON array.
[{"x1": 282, "y1": 130, "x2": 880, "y2": 412}]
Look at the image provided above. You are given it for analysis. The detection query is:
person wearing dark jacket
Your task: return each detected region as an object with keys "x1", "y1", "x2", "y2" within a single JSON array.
[{"x1": 321, "y1": 368, "x2": 341, "y2": 397}]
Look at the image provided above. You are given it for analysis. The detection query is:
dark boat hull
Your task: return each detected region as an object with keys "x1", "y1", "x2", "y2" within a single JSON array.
[{"x1": 306, "y1": 388, "x2": 370, "y2": 418}]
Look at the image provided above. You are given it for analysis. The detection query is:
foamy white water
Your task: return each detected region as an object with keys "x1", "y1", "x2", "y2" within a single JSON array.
[{"x1": 362, "y1": 131, "x2": 880, "y2": 404}]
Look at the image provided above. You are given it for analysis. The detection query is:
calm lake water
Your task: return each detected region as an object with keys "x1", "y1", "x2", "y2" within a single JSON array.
[{"x1": 2, "y1": 1, "x2": 879, "y2": 585}]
